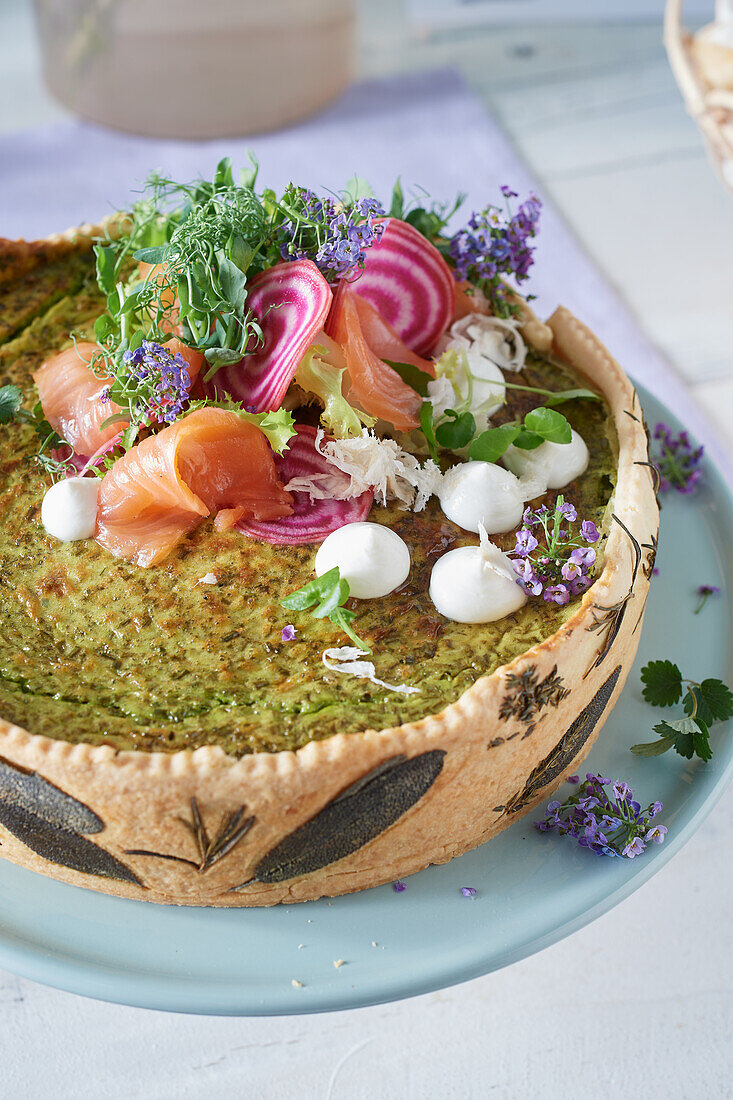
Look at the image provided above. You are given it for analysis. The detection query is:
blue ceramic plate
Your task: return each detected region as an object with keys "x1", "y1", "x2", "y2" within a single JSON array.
[{"x1": 0, "y1": 387, "x2": 730, "y2": 1016}]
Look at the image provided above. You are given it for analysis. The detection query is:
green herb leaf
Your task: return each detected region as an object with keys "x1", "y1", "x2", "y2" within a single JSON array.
[
  {"x1": 524, "y1": 407, "x2": 572, "y2": 444},
  {"x1": 468, "y1": 424, "x2": 520, "y2": 463},
  {"x1": 420, "y1": 402, "x2": 438, "y2": 463},
  {"x1": 697, "y1": 678, "x2": 733, "y2": 723},
  {"x1": 281, "y1": 567, "x2": 371, "y2": 653},
  {"x1": 630, "y1": 734, "x2": 676, "y2": 757},
  {"x1": 435, "y1": 409, "x2": 476, "y2": 451},
  {"x1": 389, "y1": 178, "x2": 405, "y2": 219},
  {"x1": 0, "y1": 384, "x2": 23, "y2": 424},
  {"x1": 512, "y1": 429, "x2": 544, "y2": 450},
  {"x1": 542, "y1": 387, "x2": 600, "y2": 408},
  {"x1": 94, "y1": 244, "x2": 119, "y2": 295},
  {"x1": 383, "y1": 359, "x2": 433, "y2": 398},
  {"x1": 132, "y1": 245, "x2": 168, "y2": 266},
  {"x1": 640, "y1": 660, "x2": 683, "y2": 707},
  {"x1": 94, "y1": 314, "x2": 118, "y2": 343}
]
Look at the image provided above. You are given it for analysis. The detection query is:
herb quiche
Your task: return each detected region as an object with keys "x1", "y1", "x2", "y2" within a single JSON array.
[{"x1": 0, "y1": 169, "x2": 659, "y2": 905}]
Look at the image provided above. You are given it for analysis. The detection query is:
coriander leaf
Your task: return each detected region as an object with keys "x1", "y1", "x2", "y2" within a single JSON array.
[
  {"x1": 697, "y1": 678, "x2": 733, "y2": 723},
  {"x1": 640, "y1": 659, "x2": 683, "y2": 707},
  {"x1": 383, "y1": 359, "x2": 432, "y2": 398},
  {"x1": 630, "y1": 735, "x2": 676, "y2": 757},
  {"x1": 0, "y1": 384, "x2": 23, "y2": 424},
  {"x1": 420, "y1": 402, "x2": 438, "y2": 463},
  {"x1": 542, "y1": 387, "x2": 600, "y2": 408},
  {"x1": 524, "y1": 407, "x2": 572, "y2": 444},
  {"x1": 468, "y1": 424, "x2": 520, "y2": 463},
  {"x1": 435, "y1": 409, "x2": 476, "y2": 451}
]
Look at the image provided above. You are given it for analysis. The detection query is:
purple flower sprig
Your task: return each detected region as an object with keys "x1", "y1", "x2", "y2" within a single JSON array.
[
  {"x1": 510, "y1": 496, "x2": 600, "y2": 607},
  {"x1": 653, "y1": 423, "x2": 704, "y2": 494},
  {"x1": 447, "y1": 187, "x2": 542, "y2": 317},
  {"x1": 535, "y1": 774, "x2": 667, "y2": 859},
  {"x1": 278, "y1": 186, "x2": 386, "y2": 280},
  {"x1": 102, "y1": 339, "x2": 193, "y2": 446}
]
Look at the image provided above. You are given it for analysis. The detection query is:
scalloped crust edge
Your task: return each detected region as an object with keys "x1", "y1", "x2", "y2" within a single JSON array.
[{"x1": 0, "y1": 241, "x2": 659, "y2": 905}]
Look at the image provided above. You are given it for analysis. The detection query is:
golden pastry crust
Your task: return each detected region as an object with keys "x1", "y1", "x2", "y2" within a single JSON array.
[{"x1": 0, "y1": 240, "x2": 659, "y2": 906}]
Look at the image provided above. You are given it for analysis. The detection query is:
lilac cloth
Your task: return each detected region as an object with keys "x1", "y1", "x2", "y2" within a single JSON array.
[{"x1": 0, "y1": 68, "x2": 727, "y2": 471}]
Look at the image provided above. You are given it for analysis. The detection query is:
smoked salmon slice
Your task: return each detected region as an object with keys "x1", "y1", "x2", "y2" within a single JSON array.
[
  {"x1": 33, "y1": 341, "x2": 128, "y2": 456},
  {"x1": 96, "y1": 408, "x2": 292, "y2": 567},
  {"x1": 351, "y1": 294, "x2": 435, "y2": 375},
  {"x1": 325, "y1": 286, "x2": 424, "y2": 432}
]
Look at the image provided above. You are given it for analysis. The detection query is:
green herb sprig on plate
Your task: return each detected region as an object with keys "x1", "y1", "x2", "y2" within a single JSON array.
[
  {"x1": 631, "y1": 660, "x2": 733, "y2": 762},
  {"x1": 281, "y1": 567, "x2": 371, "y2": 653}
]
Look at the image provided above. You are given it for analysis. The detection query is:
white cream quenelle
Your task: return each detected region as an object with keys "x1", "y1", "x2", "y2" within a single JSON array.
[
  {"x1": 41, "y1": 477, "x2": 100, "y2": 542},
  {"x1": 429, "y1": 525, "x2": 527, "y2": 624},
  {"x1": 503, "y1": 429, "x2": 589, "y2": 491},
  {"x1": 314, "y1": 521, "x2": 410, "y2": 599},
  {"x1": 438, "y1": 461, "x2": 525, "y2": 534}
]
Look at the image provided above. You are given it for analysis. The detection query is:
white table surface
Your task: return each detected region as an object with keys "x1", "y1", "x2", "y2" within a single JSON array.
[{"x1": 0, "y1": 3, "x2": 732, "y2": 1098}]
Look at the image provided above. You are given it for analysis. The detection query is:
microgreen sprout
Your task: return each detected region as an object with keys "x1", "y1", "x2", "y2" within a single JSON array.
[
  {"x1": 509, "y1": 497, "x2": 600, "y2": 605},
  {"x1": 281, "y1": 567, "x2": 371, "y2": 652},
  {"x1": 535, "y1": 773, "x2": 666, "y2": 859},
  {"x1": 630, "y1": 660, "x2": 733, "y2": 761}
]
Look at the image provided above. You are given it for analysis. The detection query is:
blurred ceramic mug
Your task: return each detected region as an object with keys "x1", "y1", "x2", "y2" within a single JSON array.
[{"x1": 32, "y1": 0, "x2": 355, "y2": 138}]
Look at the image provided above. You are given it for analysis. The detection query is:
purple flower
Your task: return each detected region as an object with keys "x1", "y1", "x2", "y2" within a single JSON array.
[
  {"x1": 654, "y1": 422, "x2": 704, "y2": 494},
  {"x1": 581, "y1": 520, "x2": 599, "y2": 543},
  {"x1": 461, "y1": 886, "x2": 477, "y2": 898},
  {"x1": 544, "y1": 584, "x2": 570, "y2": 606},
  {"x1": 622, "y1": 836, "x2": 646, "y2": 858},
  {"x1": 612, "y1": 780, "x2": 632, "y2": 803},
  {"x1": 513, "y1": 558, "x2": 543, "y2": 596},
  {"x1": 122, "y1": 340, "x2": 192, "y2": 425},
  {"x1": 280, "y1": 187, "x2": 385, "y2": 279},
  {"x1": 650, "y1": 801, "x2": 663, "y2": 818},
  {"x1": 645, "y1": 825, "x2": 667, "y2": 844},
  {"x1": 392, "y1": 879, "x2": 407, "y2": 893},
  {"x1": 569, "y1": 547, "x2": 596, "y2": 568},
  {"x1": 558, "y1": 501, "x2": 577, "y2": 522},
  {"x1": 281, "y1": 624, "x2": 296, "y2": 642},
  {"x1": 514, "y1": 528, "x2": 539, "y2": 557},
  {"x1": 567, "y1": 774, "x2": 580, "y2": 784}
]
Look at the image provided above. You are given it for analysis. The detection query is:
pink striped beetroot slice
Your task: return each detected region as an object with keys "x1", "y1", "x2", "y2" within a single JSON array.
[
  {"x1": 351, "y1": 218, "x2": 455, "y2": 356},
  {"x1": 236, "y1": 424, "x2": 373, "y2": 546},
  {"x1": 200, "y1": 260, "x2": 332, "y2": 412}
]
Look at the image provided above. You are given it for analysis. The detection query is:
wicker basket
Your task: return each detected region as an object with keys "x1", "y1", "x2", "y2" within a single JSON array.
[{"x1": 664, "y1": 0, "x2": 733, "y2": 193}]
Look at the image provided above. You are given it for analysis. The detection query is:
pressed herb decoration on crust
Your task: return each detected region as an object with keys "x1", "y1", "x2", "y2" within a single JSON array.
[{"x1": 0, "y1": 165, "x2": 659, "y2": 906}]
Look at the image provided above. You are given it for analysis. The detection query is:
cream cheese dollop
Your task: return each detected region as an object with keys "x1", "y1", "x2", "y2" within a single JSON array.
[
  {"x1": 503, "y1": 429, "x2": 589, "y2": 491},
  {"x1": 314, "y1": 521, "x2": 410, "y2": 599},
  {"x1": 438, "y1": 461, "x2": 524, "y2": 534},
  {"x1": 429, "y1": 525, "x2": 526, "y2": 624},
  {"x1": 41, "y1": 476, "x2": 100, "y2": 542}
]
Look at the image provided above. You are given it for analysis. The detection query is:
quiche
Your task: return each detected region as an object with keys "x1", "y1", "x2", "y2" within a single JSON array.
[{"x1": 0, "y1": 171, "x2": 659, "y2": 905}]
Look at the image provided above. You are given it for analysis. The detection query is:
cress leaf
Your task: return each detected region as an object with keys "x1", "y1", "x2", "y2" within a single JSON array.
[
  {"x1": 435, "y1": 409, "x2": 476, "y2": 451},
  {"x1": 468, "y1": 424, "x2": 520, "y2": 463},
  {"x1": 697, "y1": 678, "x2": 733, "y2": 723},
  {"x1": 512, "y1": 429, "x2": 544, "y2": 450},
  {"x1": 0, "y1": 384, "x2": 23, "y2": 424},
  {"x1": 383, "y1": 359, "x2": 433, "y2": 398},
  {"x1": 524, "y1": 406, "x2": 572, "y2": 444},
  {"x1": 542, "y1": 387, "x2": 601, "y2": 408},
  {"x1": 330, "y1": 606, "x2": 371, "y2": 654},
  {"x1": 630, "y1": 735, "x2": 676, "y2": 757},
  {"x1": 640, "y1": 659, "x2": 683, "y2": 707}
]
